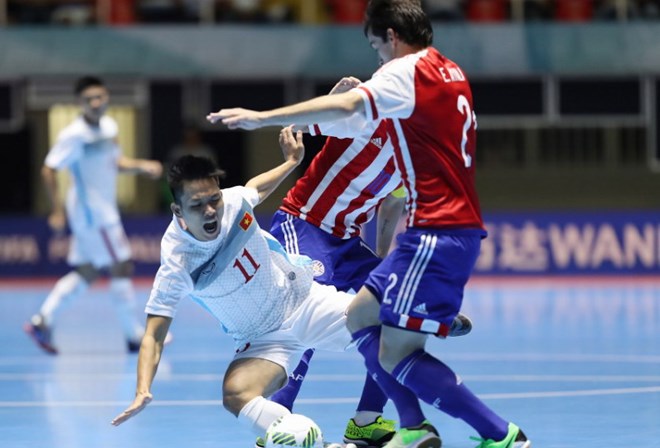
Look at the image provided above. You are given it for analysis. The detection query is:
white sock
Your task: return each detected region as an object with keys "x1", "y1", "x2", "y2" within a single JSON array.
[
  {"x1": 109, "y1": 278, "x2": 144, "y2": 341},
  {"x1": 353, "y1": 411, "x2": 382, "y2": 426},
  {"x1": 238, "y1": 396, "x2": 291, "y2": 437},
  {"x1": 40, "y1": 271, "x2": 89, "y2": 326}
]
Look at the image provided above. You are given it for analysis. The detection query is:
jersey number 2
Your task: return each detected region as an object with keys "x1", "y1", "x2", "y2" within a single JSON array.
[
  {"x1": 457, "y1": 94, "x2": 475, "y2": 168},
  {"x1": 233, "y1": 248, "x2": 261, "y2": 283}
]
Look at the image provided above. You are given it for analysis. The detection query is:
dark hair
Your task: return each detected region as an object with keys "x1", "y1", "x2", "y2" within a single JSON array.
[
  {"x1": 74, "y1": 76, "x2": 105, "y2": 95},
  {"x1": 364, "y1": 0, "x2": 433, "y2": 48},
  {"x1": 168, "y1": 155, "x2": 227, "y2": 204}
]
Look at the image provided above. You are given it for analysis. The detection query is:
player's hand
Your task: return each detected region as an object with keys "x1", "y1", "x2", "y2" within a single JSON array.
[
  {"x1": 47, "y1": 210, "x2": 67, "y2": 233},
  {"x1": 279, "y1": 125, "x2": 304, "y2": 165},
  {"x1": 329, "y1": 77, "x2": 361, "y2": 95},
  {"x1": 111, "y1": 392, "x2": 153, "y2": 426},
  {"x1": 140, "y1": 160, "x2": 163, "y2": 179},
  {"x1": 206, "y1": 108, "x2": 264, "y2": 130}
]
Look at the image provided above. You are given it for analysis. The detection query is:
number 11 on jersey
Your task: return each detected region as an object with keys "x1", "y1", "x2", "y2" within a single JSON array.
[{"x1": 233, "y1": 248, "x2": 261, "y2": 283}]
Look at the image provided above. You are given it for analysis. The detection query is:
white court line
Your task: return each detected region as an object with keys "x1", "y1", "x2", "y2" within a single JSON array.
[
  {"x1": 0, "y1": 400, "x2": 224, "y2": 408},
  {"x1": 457, "y1": 374, "x2": 660, "y2": 383},
  {"x1": 479, "y1": 385, "x2": 660, "y2": 399},
  {"x1": 2, "y1": 373, "x2": 660, "y2": 383},
  {"x1": 3, "y1": 352, "x2": 660, "y2": 366},
  {"x1": 0, "y1": 373, "x2": 221, "y2": 381},
  {"x1": 2, "y1": 385, "x2": 660, "y2": 408}
]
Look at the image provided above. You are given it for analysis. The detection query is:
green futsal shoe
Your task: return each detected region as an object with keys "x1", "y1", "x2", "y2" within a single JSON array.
[
  {"x1": 470, "y1": 423, "x2": 531, "y2": 448},
  {"x1": 382, "y1": 421, "x2": 440, "y2": 448},
  {"x1": 343, "y1": 416, "x2": 396, "y2": 447}
]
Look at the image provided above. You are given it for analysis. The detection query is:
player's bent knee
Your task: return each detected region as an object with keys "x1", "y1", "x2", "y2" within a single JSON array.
[
  {"x1": 110, "y1": 260, "x2": 134, "y2": 277},
  {"x1": 377, "y1": 352, "x2": 396, "y2": 373},
  {"x1": 222, "y1": 389, "x2": 255, "y2": 416},
  {"x1": 379, "y1": 326, "x2": 428, "y2": 373},
  {"x1": 74, "y1": 264, "x2": 100, "y2": 284},
  {"x1": 222, "y1": 358, "x2": 287, "y2": 416}
]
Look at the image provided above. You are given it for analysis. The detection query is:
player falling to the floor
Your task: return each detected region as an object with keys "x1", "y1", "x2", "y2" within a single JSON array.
[{"x1": 111, "y1": 130, "x2": 375, "y2": 443}]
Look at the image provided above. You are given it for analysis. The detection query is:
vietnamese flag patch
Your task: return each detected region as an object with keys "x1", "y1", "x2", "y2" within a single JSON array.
[{"x1": 239, "y1": 212, "x2": 253, "y2": 231}]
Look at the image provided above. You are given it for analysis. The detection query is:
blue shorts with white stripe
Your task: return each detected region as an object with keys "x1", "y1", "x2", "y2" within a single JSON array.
[{"x1": 365, "y1": 227, "x2": 485, "y2": 335}]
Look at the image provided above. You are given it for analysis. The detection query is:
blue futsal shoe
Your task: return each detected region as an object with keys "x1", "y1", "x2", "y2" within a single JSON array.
[{"x1": 24, "y1": 314, "x2": 57, "y2": 355}]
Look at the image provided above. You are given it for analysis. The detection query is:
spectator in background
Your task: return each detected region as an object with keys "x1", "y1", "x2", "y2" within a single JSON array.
[
  {"x1": 423, "y1": 0, "x2": 464, "y2": 21},
  {"x1": 325, "y1": 0, "x2": 367, "y2": 23},
  {"x1": 216, "y1": 0, "x2": 269, "y2": 22},
  {"x1": 137, "y1": 0, "x2": 187, "y2": 22},
  {"x1": 51, "y1": 2, "x2": 96, "y2": 26},
  {"x1": 99, "y1": 0, "x2": 137, "y2": 24},
  {"x1": 466, "y1": 0, "x2": 507, "y2": 21},
  {"x1": 594, "y1": 0, "x2": 639, "y2": 20},
  {"x1": 24, "y1": 76, "x2": 171, "y2": 355},
  {"x1": 523, "y1": 0, "x2": 552, "y2": 20},
  {"x1": 554, "y1": 0, "x2": 594, "y2": 21}
]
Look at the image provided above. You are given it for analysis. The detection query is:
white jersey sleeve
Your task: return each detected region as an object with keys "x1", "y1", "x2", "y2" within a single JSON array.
[
  {"x1": 44, "y1": 125, "x2": 85, "y2": 170},
  {"x1": 145, "y1": 223, "x2": 195, "y2": 318},
  {"x1": 356, "y1": 54, "x2": 419, "y2": 121},
  {"x1": 234, "y1": 185, "x2": 260, "y2": 208},
  {"x1": 308, "y1": 111, "x2": 372, "y2": 139}
]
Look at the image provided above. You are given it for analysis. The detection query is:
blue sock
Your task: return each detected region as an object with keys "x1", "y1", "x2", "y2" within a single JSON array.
[
  {"x1": 270, "y1": 348, "x2": 315, "y2": 411},
  {"x1": 352, "y1": 326, "x2": 426, "y2": 428},
  {"x1": 356, "y1": 374, "x2": 388, "y2": 413},
  {"x1": 392, "y1": 349, "x2": 509, "y2": 440}
]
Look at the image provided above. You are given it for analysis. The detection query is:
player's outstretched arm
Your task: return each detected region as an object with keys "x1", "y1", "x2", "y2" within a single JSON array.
[
  {"x1": 206, "y1": 91, "x2": 365, "y2": 130},
  {"x1": 117, "y1": 156, "x2": 163, "y2": 179},
  {"x1": 287, "y1": 78, "x2": 363, "y2": 134},
  {"x1": 111, "y1": 314, "x2": 172, "y2": 426},
  {"x1": 245, "y1": 126, "x2": 304, "y2": 205}
]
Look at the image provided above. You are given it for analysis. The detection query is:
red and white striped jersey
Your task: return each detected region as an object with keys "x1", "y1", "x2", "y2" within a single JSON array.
[
  {"x1": 280, "y1": 119, "x2": 401, "y2": 239},
  {"x1": 356, "y1": 47, "x2": 485, "y2": 231}
]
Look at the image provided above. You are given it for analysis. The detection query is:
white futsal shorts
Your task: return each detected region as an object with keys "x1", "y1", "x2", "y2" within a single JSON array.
[
  {"x1": 233, "y1": 282, "x2": 354, "y2": 374},
  {"x1": 67, "y1": 221, "x2": 132, "y2": 268}
]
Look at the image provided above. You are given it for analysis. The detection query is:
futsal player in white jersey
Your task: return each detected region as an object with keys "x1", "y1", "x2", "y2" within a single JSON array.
[
  {"x1": 206, "y1": 1, "x2": 531, "y2": 447},
  {"x1": 24, "y1": 76, "x2": 167, "y2": 355},
  {"x1": 111, "y1": 128, "x2": 361, "y2": 442}
]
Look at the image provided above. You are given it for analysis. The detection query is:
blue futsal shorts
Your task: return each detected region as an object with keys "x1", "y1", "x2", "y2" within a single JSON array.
[
  {"x1": 270, "y1": 210, "x2": 382, "y2": 293},
  {"x1": 365, "y1": 227, "x2": 486, "y2": 336}
]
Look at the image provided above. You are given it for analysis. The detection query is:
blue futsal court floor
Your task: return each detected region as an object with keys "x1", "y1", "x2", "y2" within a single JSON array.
[{"x1": 1, "y1": 277, "x2": 659, "y2": 448}]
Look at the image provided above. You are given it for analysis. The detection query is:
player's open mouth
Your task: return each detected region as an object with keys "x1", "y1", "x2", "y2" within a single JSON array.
[{"x1": 203, "y1": 221, "x2": 218, "y2": 233}]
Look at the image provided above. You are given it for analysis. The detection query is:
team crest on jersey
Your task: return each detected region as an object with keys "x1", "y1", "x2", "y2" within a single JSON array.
[
  {"x1": 311, "y1": 260, "x2": 325, "y2": 277},
  {"x1": 201, "y1": 262, "x2": 216, "y2": 276},
  {"x1": 239, "y1": 212, "x2": 253, "y2": 231}
]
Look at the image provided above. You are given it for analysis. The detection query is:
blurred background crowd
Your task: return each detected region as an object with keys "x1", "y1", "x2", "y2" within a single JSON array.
[{"x1": 2, "y1": 0, "x2": 660, "y2": 26}]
